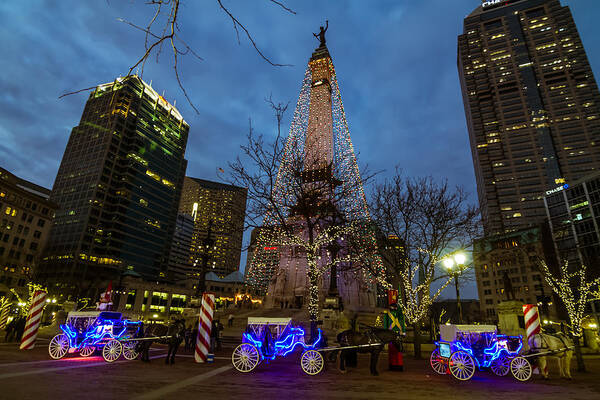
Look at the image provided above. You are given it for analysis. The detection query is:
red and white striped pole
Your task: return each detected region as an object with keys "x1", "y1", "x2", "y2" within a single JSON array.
[
  {"x1": 195, "y1": 293, "x2": 215, "y2": 363},
  {"x1": 523, "y1": 304, "x2": 544, "y2": 374},
  {"x1": 20, "y1": 291, "x2": 47, "y2": 350},
  {"x1": 0, "y1": 298, "x2": 10, "y2": 329}
]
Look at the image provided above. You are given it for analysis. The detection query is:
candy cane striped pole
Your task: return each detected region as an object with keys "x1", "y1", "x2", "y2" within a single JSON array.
[
  {"x1": 19, "y1": 291, "x2": 47, "y2": 350},
  {"x1": 523, "y1": 304, "x2": 544, "y2": 375},
  {"x1": 195, "y1": 293, "x2": 215, "y2": 363},
  {"x1": 0, "y1": 298, "x2": 10, "y2": 329}
]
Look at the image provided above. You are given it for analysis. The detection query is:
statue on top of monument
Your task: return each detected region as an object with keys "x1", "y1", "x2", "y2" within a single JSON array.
[{"x1": 313, "y1": 20, "x2": 329, "y2": 46}]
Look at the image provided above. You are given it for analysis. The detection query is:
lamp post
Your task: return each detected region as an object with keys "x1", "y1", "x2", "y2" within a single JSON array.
[{"x1": 443, "y1": 252, "x2": 466, "y2": 324}]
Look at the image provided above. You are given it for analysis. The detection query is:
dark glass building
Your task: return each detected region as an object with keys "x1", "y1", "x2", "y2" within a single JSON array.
[
  {"x1": 167, "y1": 213, "x2": 194, "y2": 281},
  {"x1": 544, "y1": 173, "x2": 600, "y2": 268},
  {"x1": 40, "y1": 76, "x2": 189, "y2": 294},
  {"x1": 459, "y1": 0, "x2": 600, "y2": 236}
]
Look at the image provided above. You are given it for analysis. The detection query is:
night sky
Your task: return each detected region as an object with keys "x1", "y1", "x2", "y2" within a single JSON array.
[{"x1": 1, "y1": 0, "x2": 599, "y2": 299}]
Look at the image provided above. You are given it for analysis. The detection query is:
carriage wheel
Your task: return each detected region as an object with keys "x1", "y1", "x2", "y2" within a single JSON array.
[
  {"x1": 232, "y1": 343, "x2": 260, "y2": 373},
  {"x1": 301, "y1": 350, "x2": 324, "y2": 375},
  {"x1": 449, "y1": 351, "x2": 475, "y2": 381},
  {"x1": 102, "y1": 339, "x2": 123, "y2": 363},
  {"x1": 490, "y1": 354, "x2": 510, "y2": 376},
  {"x1": 510, "y1": 356, "x2": 532, "y2": 382},
  {"x1": 48, "y1": 334, "x2": 69, "y2": 359},
  {"x1": 430, "y1": 349, "x2": 448, "y2": 375},
  {"x1": 79, "y1": 346, "x2": 95, "y2": 357},
  {"x1": 122, "y1": 341, "x2": 138, "y2": 361}
]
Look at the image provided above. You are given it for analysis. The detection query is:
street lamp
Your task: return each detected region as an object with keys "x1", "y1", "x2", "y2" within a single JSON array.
[{"x1": 443, "y1": 252, "x2": 466, "y2": 324}]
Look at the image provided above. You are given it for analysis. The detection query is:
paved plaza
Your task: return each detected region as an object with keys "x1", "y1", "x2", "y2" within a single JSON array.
[{"x1": 1, "y1": 339, "x2": 600, "y2": 400}]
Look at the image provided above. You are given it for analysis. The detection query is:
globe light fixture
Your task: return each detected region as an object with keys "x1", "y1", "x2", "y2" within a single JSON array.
[
  {"x1": 454, "y1": 252, "x2": 466, "y2": 265},
  {"x1": 443, "y1": 258, "x2": 455, "y2": 270}
]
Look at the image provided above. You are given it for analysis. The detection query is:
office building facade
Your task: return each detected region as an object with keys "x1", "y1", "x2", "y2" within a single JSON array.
[
  {"x1": 179, "y1": 177, "x2": 247, "y2": 278},
  {"x1": 459, "y1": 0, "x2": 600, "y2": 235},
  {"x1": 544, "y1": 173, "x2": 600, "y2": 268},
  {"x1": 0, "y1": 167, "x2": 57, "y2": 297},
  {"x1": 473, "y1": 226, "x2": 559, "y2": 321},
  {"x1": 40, "y1": 76, "x2": 189, "y2": 294}
]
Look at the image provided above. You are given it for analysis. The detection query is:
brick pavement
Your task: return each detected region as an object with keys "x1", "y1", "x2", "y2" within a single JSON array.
[{"x1": 0, "y1": 341, "x2": 599, "y2": 400}]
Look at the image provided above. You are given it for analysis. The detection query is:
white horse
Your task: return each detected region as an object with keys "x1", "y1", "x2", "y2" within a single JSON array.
[{"x1": 528, "y1": 332, "x2": 574, "y2": 379}]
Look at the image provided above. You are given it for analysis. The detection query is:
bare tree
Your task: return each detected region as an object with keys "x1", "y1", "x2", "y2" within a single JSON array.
[
  {"x1": 370, "y1": 173, "x2": 480, "y2": 358},
  {"x1": 228, "y1": 100, "x2": 380, "y2": 339},
  {"x1": 61, "y1": 0, "x2": 295, "y2": 111},
  {"x1": 537, "y1": 260, "x2": 600, "y2": 372}
]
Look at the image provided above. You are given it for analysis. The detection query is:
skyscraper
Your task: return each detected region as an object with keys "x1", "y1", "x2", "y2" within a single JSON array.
[
  {"x1": 178, "y1": 177, "x2": 247, "y2": 278},
  {"x1": 458, "y1": 0, "x2": 600, "y2": 235},
  {"x1": 40, "y1": 76, "x2": 189, "y2": 293},
  {"x1": 167, "y1": 213, "x2": 194, "y2": 281}
]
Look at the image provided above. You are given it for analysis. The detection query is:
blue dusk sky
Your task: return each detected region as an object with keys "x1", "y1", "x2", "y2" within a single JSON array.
[{"x1": 1, "y1": 1, "x2": 599, "y2": 299}]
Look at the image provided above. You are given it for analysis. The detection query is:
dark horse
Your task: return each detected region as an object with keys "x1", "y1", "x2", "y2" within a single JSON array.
[
  {"x1": 336, "y1": 327, "x2": 404, "y2": 376},
  {"x1": 137, "y1": 319, "x2": 186, "y2": 364}
]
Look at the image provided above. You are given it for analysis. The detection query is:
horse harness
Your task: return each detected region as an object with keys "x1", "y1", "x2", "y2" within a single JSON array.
[{"x1": 535, "y1": 333, "x2": 570, "y2": 357}]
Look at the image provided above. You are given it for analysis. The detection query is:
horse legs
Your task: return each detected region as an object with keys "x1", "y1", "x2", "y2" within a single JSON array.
[
  {"x1": 140, "y1": 343, "x2": 148, "y2": 362},
  {"x1": 564, "y1": 352, "x2": 573, "y2": 379},
  {"x1": 370, "y1": 348, "x2": 382, "y2": 376},
  {"x1": 144, "y1": 341, "x2": 153, "y2": 362},
  {"x1": 170, "y1": 341, "x2": 181, "y2": 364},
  {"x1": 538, "y1": 357, "x2": 548, "y2": 379},
  {"x1": 339, "y1": 350, "x2": 347, "y2": 373},
  {"x1": 557, "y1": 356, "x2": 565, "y2": 378}
]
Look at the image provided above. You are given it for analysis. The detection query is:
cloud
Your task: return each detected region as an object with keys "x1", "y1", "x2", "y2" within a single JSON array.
[{"x1": 1, "y1": 0, "x2": 599, "y2": 298}]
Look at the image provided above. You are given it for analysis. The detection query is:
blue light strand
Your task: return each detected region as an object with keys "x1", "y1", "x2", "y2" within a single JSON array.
[
  {"x1": 436, "y1": 333, "x2": 523, "y2": 370},
  {"x1": 60, "y1": 317, "x2": 142, "y2": 350},
  {"x1": 242, "y1": 327, "x2": 322, "y2": 361}
]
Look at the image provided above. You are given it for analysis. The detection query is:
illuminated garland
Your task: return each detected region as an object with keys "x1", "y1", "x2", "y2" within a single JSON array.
[
  {"x1": 538, "y1": 260, "x2": 600, "y2": 337},
  {"x1": 245, "y1": 46, "x2": 387, "y2": 319},
  {"x1": 399, "y1": 250, "x2": 453, "y2": 325},
  {"x1": 11, "y1": 283, "x2": 45, "y2": 317}
]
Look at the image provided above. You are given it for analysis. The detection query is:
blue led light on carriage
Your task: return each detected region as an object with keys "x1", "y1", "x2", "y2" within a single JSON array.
[
  {"x1": 243, "y1": 332, "x2": 263, "y2": 348},
  {"x1": 60, "y1": 324, "x2": 77, "y2": 339},
  {"x1": 280, "y1": 328, "x2": 322, "y2": 357},
  {"x1": 445, "y1": 334, "x2": 523, "y2": 369},
  {"x1": 243, "y1": 327, "x2": 323, "y2": 360}
]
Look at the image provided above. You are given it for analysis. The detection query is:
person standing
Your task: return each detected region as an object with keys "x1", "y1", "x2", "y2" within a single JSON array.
[
  {"x1": 4, "y1": 318, "x2": 15, "y2": 342},
  {"x1": 14, "y1": 316, "x2": 26, "y2": 342},
  {"x1": 228, "y1": 314, "x2": 233, "y2": 328}
]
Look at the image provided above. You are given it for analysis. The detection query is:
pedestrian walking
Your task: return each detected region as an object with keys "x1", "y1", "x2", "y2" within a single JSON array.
[{"x1": 228, "y1": 314, "x2": 233, "y2": 328}]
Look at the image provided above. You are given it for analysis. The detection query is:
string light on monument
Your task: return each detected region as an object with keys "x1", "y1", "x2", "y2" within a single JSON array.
[{"x1": 245, "y1": 45, "x2": 388, "y2": 308}]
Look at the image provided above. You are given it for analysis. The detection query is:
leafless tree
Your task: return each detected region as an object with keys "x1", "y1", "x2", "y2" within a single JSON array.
[
  {"x1": 537, "y1": 259, "x2": 600, "y2": 372},
  {"x1": 370, "y1": 172, "x2": 480, "y2": 357},
  {"x1": 61, "y1": 0, "x2": 295, "y2": 112}
]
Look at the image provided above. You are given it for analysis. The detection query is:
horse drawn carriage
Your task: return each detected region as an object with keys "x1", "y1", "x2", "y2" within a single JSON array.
[
  {"x1": 231, "y1": 317, "x2": 404, "y2": 376},
  {"x1": 231, "y1": 317, "x2": 324, "y2": 375},
  {"x1": 48, "y1": 311, "x2": 142, "y2": 362},
  {"x1": 430, "y1": 324, "x2": 532, "y2": 381}
]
